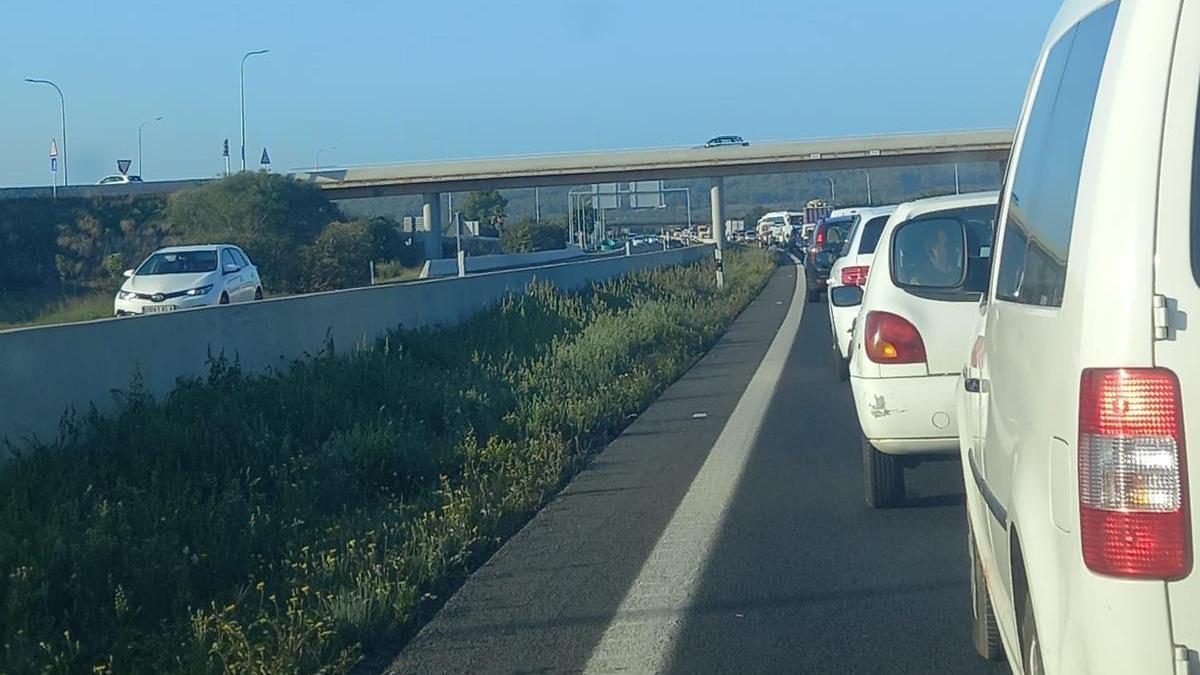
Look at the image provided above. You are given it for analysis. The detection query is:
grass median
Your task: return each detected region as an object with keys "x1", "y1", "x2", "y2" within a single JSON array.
[{"x1": 0, "y1": 247, "x2": 778, "y2": 674}]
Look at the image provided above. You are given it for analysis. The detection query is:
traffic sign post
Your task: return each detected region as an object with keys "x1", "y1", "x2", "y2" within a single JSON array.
[
  {"x1": 260, "y1": 147, "x2": 271, "y2": 169},
  {"x1": 49, "y1": 139, "x2": 59, "y2": 199},
  {"x1": 117, "y1": 159, "x2": 132, "y2": 176}
]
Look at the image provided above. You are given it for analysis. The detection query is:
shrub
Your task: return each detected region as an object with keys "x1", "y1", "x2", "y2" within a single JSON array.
[
  {"x1": 167, "y1": 173, "x2": 342, "y2": 292},
  {"x1": 500, "y1": 219, "x2": 567, "y2": 254}
]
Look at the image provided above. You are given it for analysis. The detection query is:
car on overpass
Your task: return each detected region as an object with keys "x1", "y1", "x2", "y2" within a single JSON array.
[
  {"x1": 959, "y1": 1, "x2": 1200, "y2": 673},
  {"x1": 825, "y1": 205, "x2": 897, "y2": 379},
  {"x1": 833, "y1": 190, "x2": 997, "y2": 508},
  {"x1": 97, "y1": 174, "x2": 143, "y2": 185},
  {"x1": 703, "y1": 135, "x2": 749, "y2": 148},
  {"x1": 114, "y1": 244, "x2": 263, "y2": 316}
]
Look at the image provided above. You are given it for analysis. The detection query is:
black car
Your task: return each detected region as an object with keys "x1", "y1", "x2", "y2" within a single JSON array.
[
  {"x1": 804, "y1": 215, "x2": 855, "y2": 302},
  {"x1": 703, "y1": 135, "x2": 749, "y2": 148}
]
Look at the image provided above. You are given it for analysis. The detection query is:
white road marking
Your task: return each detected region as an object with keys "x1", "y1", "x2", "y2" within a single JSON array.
[{"x1": 583, "y1": 255, "x2": 807, "y2": 674}]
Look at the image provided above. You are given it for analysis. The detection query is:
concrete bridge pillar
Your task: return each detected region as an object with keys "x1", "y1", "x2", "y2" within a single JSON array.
[
  {"x1": 710, "y1": 177, "x2": 726, "y2": 289},
  {"x1": 423, "y1": 192, "x2": 443, "y2": 260}
]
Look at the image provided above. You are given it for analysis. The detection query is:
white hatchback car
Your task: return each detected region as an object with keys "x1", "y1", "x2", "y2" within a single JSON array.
[
  {"x1": 114, "y1": 245, "x2": 263, "y2": 316},
  {"x1": 827, "y1": 205, "x2": 897, "y2": 379},
  {"x1": 960, "y1": 1, "x2": 1200, "y2": 674},
  {"x1": 833, "y1": 191, "x2": 998, "y2": 508}
]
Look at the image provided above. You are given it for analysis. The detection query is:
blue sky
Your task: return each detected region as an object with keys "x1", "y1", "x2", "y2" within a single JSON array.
[{"x1": 1, "y1": 0, "x2": 1058, "y2": 187}]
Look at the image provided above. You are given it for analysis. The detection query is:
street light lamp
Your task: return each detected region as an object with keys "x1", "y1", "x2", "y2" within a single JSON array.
[
  {"x1": 138, "y1": 116, "x2": 163, "y2": 178},
  {"x1": 25, "y1": 78, "x2": 67, "y2": 186},
  {"x1": 240, "y1": 49, "x2": 270, "y2": 172},
  {"x1": 315, "y1": 145, "x2": 337, "y2": 169}
]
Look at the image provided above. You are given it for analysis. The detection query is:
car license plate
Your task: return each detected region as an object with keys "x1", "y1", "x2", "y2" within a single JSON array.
[{"x1": 142, "y1": 305, "x2": 177, "y2": 314}]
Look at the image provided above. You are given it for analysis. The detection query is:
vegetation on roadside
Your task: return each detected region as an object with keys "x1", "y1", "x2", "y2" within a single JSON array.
[
  {"x1": 0, "y1": 288, "x2": 114, "y2": 329},
  {"x1": 499, "y1": 219, "x2": 567, "y2": 254},
  {"x1": 0, "y1": 248, "x2": 777, "y2": 674}
]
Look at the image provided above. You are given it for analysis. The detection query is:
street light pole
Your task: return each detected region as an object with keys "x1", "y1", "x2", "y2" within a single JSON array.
[
  {"x1": 315, "y1": 145, "x2": 337, "y2": 169},
  {"x1": 861, "y1": 169, "x2": 872, "y2": 205},
  {"x1": 138, "y1": 116, "x2": 163, "y2": 178},
  {"x1": 240, "y1": 49, "x2": 270, "y2": 172},
  {"x1": 825, "y1": 176, "x2": 836, "y2": 205},
  {"x1": 26, "y1": 78, "x2": 67, "y2": 186}
]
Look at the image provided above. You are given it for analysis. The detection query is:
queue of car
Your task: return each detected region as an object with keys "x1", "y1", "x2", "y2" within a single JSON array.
[{"x1": 820, "y1": 1, "x2": 1200, "y2": 673}]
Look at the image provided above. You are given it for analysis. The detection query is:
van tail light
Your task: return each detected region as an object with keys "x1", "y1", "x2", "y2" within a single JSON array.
[
  {"x1": 841, "y1": 265, "x2": 870, "y2": 287},
  {"x1": 1079, "y1": 368, "x2": 1191, "y2": 579},
  {"x1": 815, "y1": 230, "x2": 825, "y2": 247},
  {"x1": 864, "y1": 311, "x2": 926, "y2": 364}
]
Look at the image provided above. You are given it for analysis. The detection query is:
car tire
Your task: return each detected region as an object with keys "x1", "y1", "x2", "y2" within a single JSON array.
[
  {"x1": 254, "y1": 287, "x2": 263, "y2": 301},
  {"x1": 970, "y1": 528, "x2": 1004, "y2": 661},
  {"x1": 1021, "y1": 589, "x2": 1045, "y2": 675},
  {"x1": 838, "y1": 356, "x2": 850, "y2": 382},
  {"x1": 862, "y1": 432, "x2": 904, "y2": 508},
  {"x1": 807, "y1": 287, "x2": 822, "y2": 303},
  {"x1": 219, "y1": 292, "x2": 230, "y2": 305}
]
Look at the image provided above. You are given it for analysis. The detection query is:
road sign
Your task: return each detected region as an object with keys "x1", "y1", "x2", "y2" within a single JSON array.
[
  {"x1": 629, "y1": 181, "x2": 665, "y2": 209},
  {"x1": 260, "y1": 148, "x2": 271, "y2": 166},
  {"x1": 223, "y1": 139, "x2": 230, "y2": 158},
  {"x1": 117, "y1": 159, "x2": 132, "y2": 176},
  {"x1": 50, "y1": 157, "x2": 57, "y2": 172},
  {"x1": 49, "y1": 140, "x2": 58, "y2": 159}
]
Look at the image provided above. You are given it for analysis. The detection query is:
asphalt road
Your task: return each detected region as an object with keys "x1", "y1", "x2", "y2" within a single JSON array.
[{"x1": 386, "y1": 259, "x2": 1010, "y2": 674}]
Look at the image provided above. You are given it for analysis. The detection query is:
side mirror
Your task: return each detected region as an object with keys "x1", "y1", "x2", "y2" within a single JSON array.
[
  {"x1": 830, "y1": 285, "x2": 863, "y2": 307},
  {"x1": 223, "y1": 264, "x2": 240, "y2": 275},
  {"x1": 123, "y1": 269, "x2": 134, "y2": 278}
]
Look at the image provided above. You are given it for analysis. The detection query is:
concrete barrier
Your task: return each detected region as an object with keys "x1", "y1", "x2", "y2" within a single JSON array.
[
  {"x1": 419, "y1": 245, "x2": 586, "y2": 278},
  {"x1": 0, "y1": 245, "x2": 714, "y2": 448}
]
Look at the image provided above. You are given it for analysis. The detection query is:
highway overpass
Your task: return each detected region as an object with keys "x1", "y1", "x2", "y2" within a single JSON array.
[{"x1": 0, "y1": 129, "x2": 1012, "y2": 258}]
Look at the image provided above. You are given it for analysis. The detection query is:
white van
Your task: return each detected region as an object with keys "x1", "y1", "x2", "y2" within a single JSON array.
[
  {"x1": 826, "y1": 205, "x2": 897, "y2": 379},
  {"x1": 834, "y1": 191, "x2": 997, "y2": 508},
  {"x1": 959, "y1": 1, "x2": 1200, "y2": 673}
]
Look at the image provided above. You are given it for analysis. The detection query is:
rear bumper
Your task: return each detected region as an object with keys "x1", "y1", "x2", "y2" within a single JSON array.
[{"x1": 850, "y1": 373, "x2": 959, "y2": 456}]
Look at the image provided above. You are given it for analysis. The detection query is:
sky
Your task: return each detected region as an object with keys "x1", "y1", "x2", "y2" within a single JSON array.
[{"x1": 0, "y1": 0, "x2": 1060, "y2": 187}]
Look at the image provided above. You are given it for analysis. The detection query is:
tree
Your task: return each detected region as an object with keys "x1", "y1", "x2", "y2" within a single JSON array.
[
  {"x1": 500, "y1": 219, "x2": 567, "y2": 254},
  {"x1": 166, "y1": 172, "x2": 341, "y2": 292},
  {"x1": 460, "y1": 190, "x2": 508, "y2": 236}
]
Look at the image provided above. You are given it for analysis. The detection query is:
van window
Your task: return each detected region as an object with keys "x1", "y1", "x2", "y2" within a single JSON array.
[
  {"x1": 858, "y1": 215, "x2": 889, "y2": 255},
  {"x1": 993, "y1": 2, "x2": 1119, "y2": 307},
  {"x1": 1193, "y1": 82, "x2": 1200, "y2": 286}
]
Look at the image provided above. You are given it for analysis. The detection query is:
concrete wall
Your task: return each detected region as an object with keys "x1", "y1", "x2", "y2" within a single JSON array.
[
  {"x1": 420, "y1": 245, "x2": 587, "y2": 278},
  {"x1": 0, "y1": 245, "x2": 714, "y2": 448}
]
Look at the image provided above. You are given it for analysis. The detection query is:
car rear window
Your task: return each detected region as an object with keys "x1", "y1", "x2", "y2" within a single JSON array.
[
  {"x1": 1192, "y1": 81, "x2": 1200, "y2": 286},
  {"x1": 857, "y1": 216, "x2": 888, "y2": 255}
]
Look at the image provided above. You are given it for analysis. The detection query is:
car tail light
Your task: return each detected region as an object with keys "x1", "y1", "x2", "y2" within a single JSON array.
[
  {"x1": 815, "y1": 229, "x2": 825, "y2": 247},
  {"x1": 864, "y1": 311, "x2": 926, "y2": 365},
  {"x1": 1079, "y1": 368, "x2": 1191, "y2": 579},
  {"x1": 841, "y1": 265, "x2": 870, "y2": 287}
]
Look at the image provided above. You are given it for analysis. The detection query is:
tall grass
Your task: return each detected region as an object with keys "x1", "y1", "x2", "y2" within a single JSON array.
[
  {"x1": 0, "y1": 248, "x2": 777, "y2": 674},
  {"x1": 0, "y1": 288, "x2": 113, "y2": 330}
]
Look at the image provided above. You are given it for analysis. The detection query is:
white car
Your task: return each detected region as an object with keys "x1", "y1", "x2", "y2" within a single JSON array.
[
  {"x1": 114, "y1": 245, "x2": 263, "y2": 316},
  {"x1": 826, "y1": 205, "x2": 897, "y2": 379},
  {"x1": 833, "y1": 191, "x2": 997, "y2": 508},
  {"x1": 960, "y1": 1, "x2": 1200, "y2": 674},
  {"x1": 96, "y1": 175, "x2": 143, "y2": 185}
]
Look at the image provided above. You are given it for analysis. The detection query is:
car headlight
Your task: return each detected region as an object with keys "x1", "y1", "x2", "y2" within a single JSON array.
[
  {"x1": 117, "y1": 290, "x2": 135, "y2": 300},
  {"x1": 185, "y1": 284, "x2": 214, "y2": 297}
]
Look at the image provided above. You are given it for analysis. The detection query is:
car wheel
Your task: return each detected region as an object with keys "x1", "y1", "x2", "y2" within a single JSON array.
[
  {"x1": 862, "y1": 432, "x2": 904, "y2": 508},
  {"x1": 219, "y1": 292, "x2": 230, "y2": 305},
  {"x1": 1021, "y1": 590, "x2": 1045, "y2": 675},
  {"x1": 837, "y1": 356, "x2": 850, "y2": 382},
  {"x1": 807, "y1": 287, "x2": 822, "y2": 303},
  {"x1": 970, "y1": 527, "x2": 1004, "y2": 661},
  {"x1": 254, "y1": 287, "x2": 263, "y2": 301}
]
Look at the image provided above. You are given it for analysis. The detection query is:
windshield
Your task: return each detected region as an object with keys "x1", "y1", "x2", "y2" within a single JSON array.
[{"x1": 135, "y1": 250, "x2": 218, "y2": 275}]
